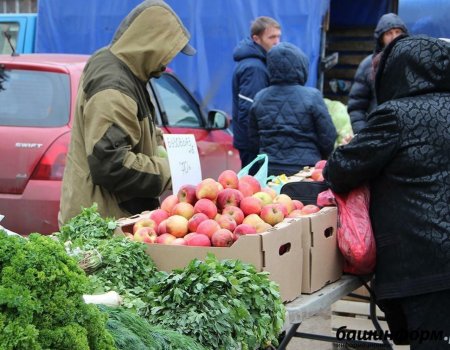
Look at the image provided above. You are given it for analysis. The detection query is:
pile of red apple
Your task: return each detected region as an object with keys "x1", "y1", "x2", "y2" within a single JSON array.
[{"x1": 129, "y1": 170, "x2": 321, "y2": 247}]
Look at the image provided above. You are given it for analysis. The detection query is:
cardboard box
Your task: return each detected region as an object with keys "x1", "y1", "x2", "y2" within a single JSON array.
[
  {"x1": 116, "y1": 217, "x2": 303, "y2": 302},
  {"x1": 298, "y1": 207, "x2": 343, "y2": 294}
]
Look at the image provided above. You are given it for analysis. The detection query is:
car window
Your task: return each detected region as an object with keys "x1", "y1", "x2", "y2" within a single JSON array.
[
  {"x1": 0, "y1": 22, "x2": 19, "y2": 55},
  {"x1": 0, "y1": 69, "x2": 70, "y2": 127},
  {"x1": 151, "y1": 74, "x2": 202, "y2": 127}
]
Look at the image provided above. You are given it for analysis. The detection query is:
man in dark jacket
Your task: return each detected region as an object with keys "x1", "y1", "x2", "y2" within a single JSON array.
[
  {"x1": 324, "y1": 35, "x2": 450, "y2": 349},
  {"x1": 347, "y1": 13, "x2": 408, "y2": 134},
  {"x1": 231, "y1": 16, "x2": 281, "y2": 168},
  {"x1": 248, "y1": 42, "x2": 336, "y2": 176}
]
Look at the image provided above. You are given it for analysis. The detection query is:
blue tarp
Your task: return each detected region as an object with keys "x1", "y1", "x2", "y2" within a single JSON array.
[
  {"x1": 35, "y1": 0, "x2": 328, "y2": 115},
  {"x1": 399, "y1": 0, "x2": 450, "y2": 38}
]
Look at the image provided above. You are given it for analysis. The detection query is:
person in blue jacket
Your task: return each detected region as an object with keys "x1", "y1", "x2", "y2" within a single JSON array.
[
  {"x1": 347, "y1": 13, "x2": 408, "y2": 134},
  {"x1": 248, "y1": 42, "x2": 337, "y2": 176},
  {"x1": 231, "y1": 16, "x2": 281, "y2": 168}
]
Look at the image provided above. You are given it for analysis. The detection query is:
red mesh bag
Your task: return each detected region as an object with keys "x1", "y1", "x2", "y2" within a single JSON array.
[{"x1": 318, "y1": 186, "x2": 376, "y2": 275}]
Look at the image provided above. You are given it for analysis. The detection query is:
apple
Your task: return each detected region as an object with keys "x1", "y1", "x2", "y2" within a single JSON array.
[
  {"x1": 239, "y1": 175, "x2": 261, "y2": 194},
  {"x1": 287, "y1": 209, "x2": 304, "y2": 218},
  {"x1": 149, "y1": 209, "x2": 169, "y2": 226},
  {"x1": 215, "y1": 214, "x2": 237, "y2": 231},
  {"x1": 238, "y1": 180, "x2": 254, "y2": 197},
  {"x1": 193, "y1": 198, "x2": 218, "y2": 219},
  {"x1": 233, "y1": 223, "x2": 257, "y2": 241},
  {"x1": 177, "y1": 184, "x2": 197, "y2": 204},
  {"x1": 183, "y1": 232, "x2": 198, "y2": 243},
  {"x1": 292, "y1": 199, "x2": 304, "y2": 210},
  {"x1": 157, "y1": 219, "x2": 167, "y2": 235},
  {"x1": 211, "y1": 229, "x2": 234, "y2": 247},
  {"x1": 196, "y1": 178, "x2": 220, "y2": 200},
  {"x1": 196, "y1": 219, "x2": 221, "y2": 239},
  {"x1": 240, "y1": 196, "x2": 263, "y2": 216},
  {"x1": 171, "y1": 238, "x2": 187, "y2": 245},
  {"x1": 132, "y1": 218, "x2": 157, "y2": 234},
  {"x1": 261, "y1": 186, "x2": 277, "y2": 199},
  {"x1": 255, "y1": 221, "x2": 273, "y2": 233},
  {"x1": 221, "y1": 205, "x2": 245, "y2": 225},
  {"x1": 260, "y1": 204, "x2": 285, "y2": 226},
  {"x1": 253, "y1": 191, "x2": 273, "y2": 205},
  {"x1": 165, "y1": 215, "x2": 189, "y2": 238},
  {"x1": 187, "y1": 212, "x2": 209, "y2": 232},
  {"x1": 155, "y1": 232, "x2": 177, "y2": 244},
  {"x1": 187, "y1": 233, "x2": 212, "y2": 247},
  {"x1": 314, "y1": 159, "x2": 327, "y2": 170},
  {"x1": 160, "y1": 194, "x2": 179, "y2": 214},
  {"x1": 217, "y1": 169, "x2": 239, "y2": 189},
  {"x1": 311, "y1": 168, "x2": 324, "y2": 181},
  {"x1": 273, "y1": 194, "x2": 295, "y2": 214},
  {"x1": 171, "y1": 202, "x2": 195, "y2": 220},
  {"x1": 216, "y1": 188, "x2": 243, "y2": 210},
  {"x1": 134, "y1": 227, "x2": 157, "y2": 244},
  {"x1": 301, "y1": 204, "x2": 321, "y2": 215},
  {"x1": 242, "y1": 213, "x2": 265, "y2": 229}
]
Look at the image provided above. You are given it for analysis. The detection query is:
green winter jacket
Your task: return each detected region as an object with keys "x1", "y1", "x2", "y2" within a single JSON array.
[{"x1": 59, "y1": 0, "x2": 191, "y2": 225}]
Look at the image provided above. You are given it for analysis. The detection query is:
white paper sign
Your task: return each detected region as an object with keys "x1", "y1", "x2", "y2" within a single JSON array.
[{"x1": 163, "y1": 134, "x2": 202, "y2": 194}]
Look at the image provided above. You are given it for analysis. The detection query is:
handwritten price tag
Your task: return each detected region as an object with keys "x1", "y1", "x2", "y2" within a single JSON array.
[{"x1": 163, "y1": 134, "x2": 202, "y2": 194}]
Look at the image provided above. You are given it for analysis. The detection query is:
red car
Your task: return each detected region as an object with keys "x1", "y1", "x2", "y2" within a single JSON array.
[{"x1": 0, "y1": 54, "x2": 240, "y2": 235}]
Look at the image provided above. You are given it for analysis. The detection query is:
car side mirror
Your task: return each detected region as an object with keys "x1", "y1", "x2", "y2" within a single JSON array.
[{"x1": 207, "y1": 109, "x2": 229, "y2": 130}]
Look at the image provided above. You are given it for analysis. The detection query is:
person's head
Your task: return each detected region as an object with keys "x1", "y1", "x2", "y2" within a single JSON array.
[
  {"x1": 374, "y1": 13, "x2": 408, "y2": 53},
  {"x1": 251, "y1": 16, "x2": 281, "y2": 52},
  {"x1": 374, "y1": 35, "x2": 450, "y2": 105},
  {"x1": 110, "y1": 0, "x2": 195, "y2": 80},
  {"x1": 267, "y1": 42, "x2": 308, "y2": 85}
]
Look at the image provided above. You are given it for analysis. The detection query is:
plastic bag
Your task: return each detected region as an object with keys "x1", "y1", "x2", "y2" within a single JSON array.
[
  {"x1": 319, "y1": 186, "x2": 376, "y2": 275},
  {"x1": 237, "y1": 154, "x2": 268, "y2": 188}
]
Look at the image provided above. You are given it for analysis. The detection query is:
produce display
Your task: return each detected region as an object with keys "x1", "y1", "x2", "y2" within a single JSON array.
[
  {"x1": 126, "y1": 170, "x2": 320, "y2": 247},
  {"x1": 143, "y1": 254, "x2": 285, "y2": 350},
  {"x1": 0, "y1": 230, "x2": 115, "y2": 350},
  {"x1": 102, "y1": 306, "x2": 206, "y2": 350}
]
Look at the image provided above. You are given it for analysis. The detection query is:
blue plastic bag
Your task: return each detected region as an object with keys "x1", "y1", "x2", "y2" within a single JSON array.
[{"x1": 237, "y1": 154, "x2": 268, "y2": 188}]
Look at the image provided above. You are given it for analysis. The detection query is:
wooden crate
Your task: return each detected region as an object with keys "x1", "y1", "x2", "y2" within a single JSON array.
[{"x1": 331, "y1": 300, "x2": 408, "y2": 349}]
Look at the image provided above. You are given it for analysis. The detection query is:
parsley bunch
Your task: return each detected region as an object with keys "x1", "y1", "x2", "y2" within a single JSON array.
[
  {"x1": 0, "y1": 231, "x2": 115, "y2": 350},
  {"x1": 143, "y1": 254, "x2": 285, "y2": 350}
]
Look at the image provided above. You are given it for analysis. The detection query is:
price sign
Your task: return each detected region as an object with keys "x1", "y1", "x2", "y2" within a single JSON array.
[{"x1": 163, "y1": 134, "x2": 202, "y2": 194}]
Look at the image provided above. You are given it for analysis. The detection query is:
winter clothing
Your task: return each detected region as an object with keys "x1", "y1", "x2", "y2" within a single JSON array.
[
  {"x1": 347, "y1": 13, "x2": 408, "y2": 134},
  {"x1": 232, "y1": 38, "x2": 270, "y2": 165},
  {"x1": 59, "y1": 0, "x2": 192, "y2": 224},
  {"x1": 324, "y1": 35, "x2": 450, "y2": 302},
  {"x1": 248, "y1": 42, "x2": 337, "y2": 176}
]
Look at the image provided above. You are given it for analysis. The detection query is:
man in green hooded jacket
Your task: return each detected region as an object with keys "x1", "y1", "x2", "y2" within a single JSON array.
[{"x1": 59, "y1": 0, "x2": 196, "y2": 225}]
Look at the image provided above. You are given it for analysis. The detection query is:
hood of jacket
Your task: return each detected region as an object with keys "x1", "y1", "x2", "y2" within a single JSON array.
[
  {"x1": 375, "y1": 35, "x2": 450, "y2": 104},
  {"x1": 233, "y1": 38, "x2": 267, "y2": 63},
  {"x1": 110, "y1": 0, "x2": 191, "y2": 81},
  {"x1": 374, "y1": 13, "x2": 409, "y2": 53},
  {"x1": 267, "y1": 42, "x2": 308, "y2": 85}
]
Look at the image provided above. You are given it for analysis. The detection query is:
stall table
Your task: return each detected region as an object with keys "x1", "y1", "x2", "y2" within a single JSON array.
[{"x1": 278, "y1": 275, "x2": 393, "y2": 349}]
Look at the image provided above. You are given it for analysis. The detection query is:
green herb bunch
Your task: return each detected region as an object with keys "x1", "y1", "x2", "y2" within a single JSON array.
[
  {"x1": 0, "y1": 232, "x2": 116, "y2": 350},
  {"x1": 86, "y1": 236, "x2": 162, "y2": 310},
  {"x1": 143, "y1": 254, "x2": 285, "y2": 350},
  {"x1": 101, "y1": 305, "x2": 207, "y2": 350},
  {"x1": 57, "y1": 203, "x2": 117, "y2": 244}
]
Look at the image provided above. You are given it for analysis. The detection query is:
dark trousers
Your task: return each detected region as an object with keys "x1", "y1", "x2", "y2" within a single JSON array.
[{"x1": 378, "y1": 288, "x2": 450, "y2": 349}]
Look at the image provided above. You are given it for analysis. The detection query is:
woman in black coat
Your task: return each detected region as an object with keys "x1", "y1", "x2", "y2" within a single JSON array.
[{"x1": 324, "y1": 35, "x2": 450, "y2": 349}]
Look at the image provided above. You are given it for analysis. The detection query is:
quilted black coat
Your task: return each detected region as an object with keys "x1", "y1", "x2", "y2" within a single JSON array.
[
  {"x1": 248, "y1": 42, "x2": 337, "y2": 175},
  {"x1": 324, "y1": 35, "x2": 450, "y2": 300}
]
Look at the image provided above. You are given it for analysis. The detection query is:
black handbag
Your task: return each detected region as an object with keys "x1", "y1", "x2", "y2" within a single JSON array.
[{"x1": 280, "y1": 181, "x2": 329, "y2": 205}]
